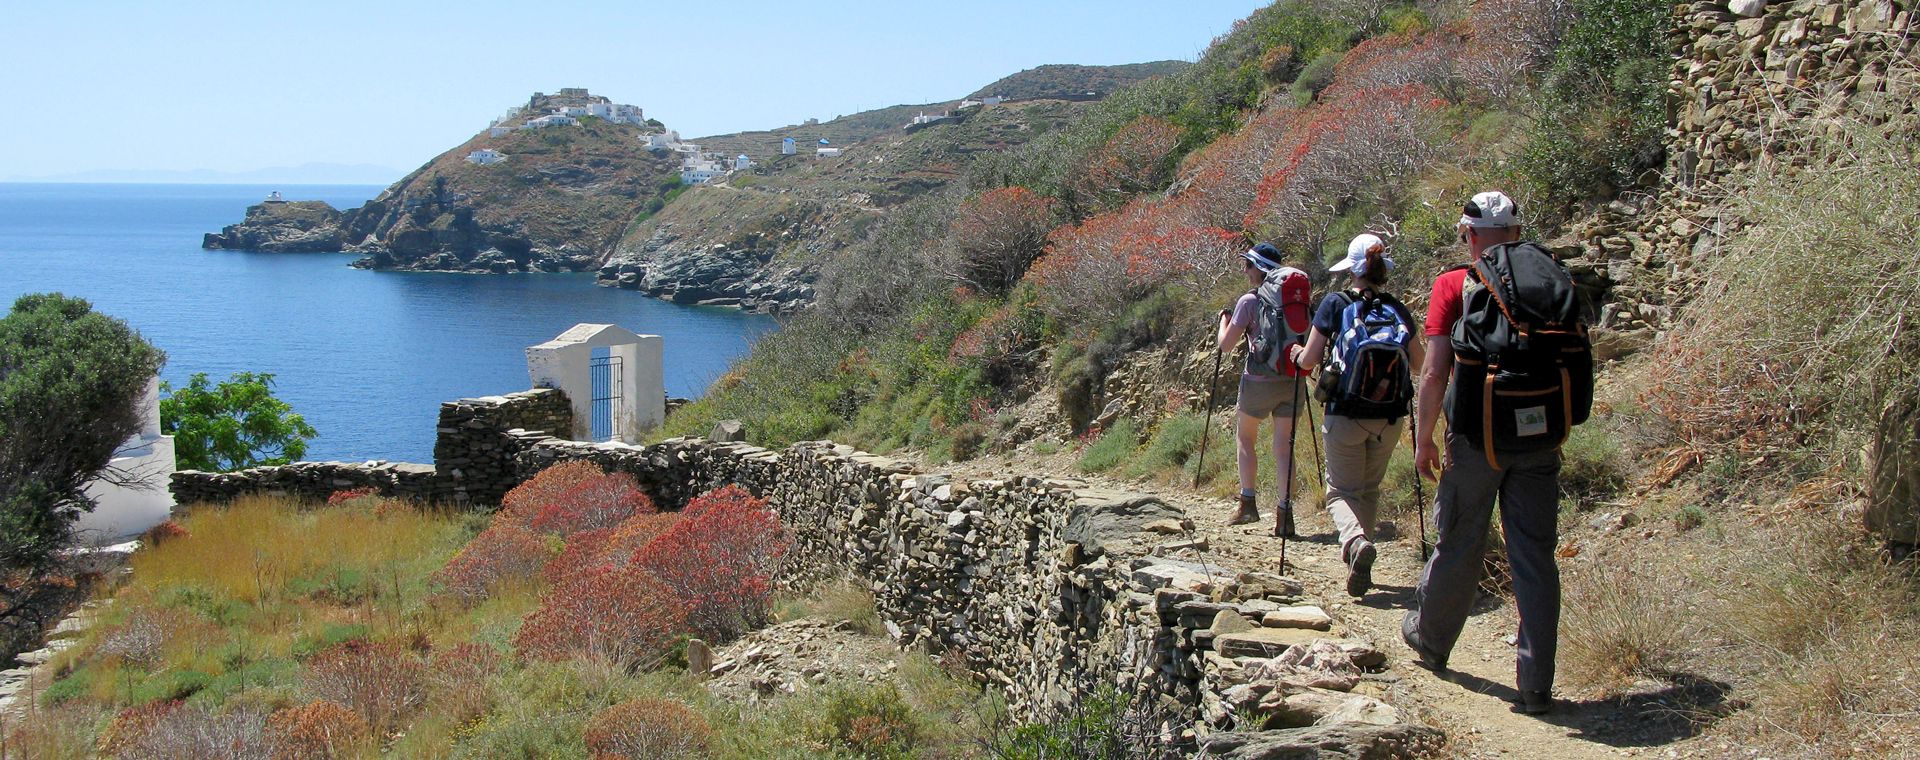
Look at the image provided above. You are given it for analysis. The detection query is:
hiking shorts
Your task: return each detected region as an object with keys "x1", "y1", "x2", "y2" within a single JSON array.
[{"x1": 1237, "y1": 375, "x2": 1301, "y2": 419}]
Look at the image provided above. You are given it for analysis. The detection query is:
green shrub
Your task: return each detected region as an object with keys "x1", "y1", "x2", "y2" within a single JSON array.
[
  {"x1": 809, "y1": 683, "x2": 921, "y2": 760},
  {"x1": 1128, "y1": 414, "x2": 1208, "y2": 479},
  {"x1": 1078, "y1": 419, "x2": 1140, "y2": 474},
  {"x1": 1560, "y1": 423, "x2": 1627, "y2": 508},
  {"x1": 1291, "y1": 52, "x2": 1342, "y2": 105},
  {"x1": 1514, "y1": 0, "x2": 1670, "y2": 215},
  {"x1": 985, "y1": 687, "x2": 1180, "y2": 760}
]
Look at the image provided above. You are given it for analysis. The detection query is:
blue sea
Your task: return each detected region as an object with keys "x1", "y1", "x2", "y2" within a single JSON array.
[{"x1": 0, "y1": 183, "x2": 777, "y2": 463}]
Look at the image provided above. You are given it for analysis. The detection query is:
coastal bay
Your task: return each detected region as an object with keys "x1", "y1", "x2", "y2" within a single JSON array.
[{"x1": 0, "y1": 182, "x2": 776, "y2": 463}]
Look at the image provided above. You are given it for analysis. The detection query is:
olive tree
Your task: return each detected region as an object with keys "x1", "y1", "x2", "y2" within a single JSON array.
[{"x1": 0, "y1": 293, "x2": 165, "y2": 573}]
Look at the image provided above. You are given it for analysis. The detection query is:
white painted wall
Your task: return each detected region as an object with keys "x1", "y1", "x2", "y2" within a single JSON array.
[
  {"x1": 526, "y1": 324, "x2": 665, "y2": 443},
  {"x1": 73, "y1": 378, "x2": 176, "y2": 543}
]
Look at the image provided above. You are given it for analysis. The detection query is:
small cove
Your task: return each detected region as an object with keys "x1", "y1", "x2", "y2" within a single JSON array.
[{"x1": 0, "y1": 182, "x2": 777, "y2": 462}]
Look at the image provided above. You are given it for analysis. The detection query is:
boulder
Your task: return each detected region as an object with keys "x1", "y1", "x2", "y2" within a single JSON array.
[
  {"x1": 1730, "y1": 0, "x2": 1766, "y2": 17},
  {"x1": 1065, "y1": 492, "x2": 1184, "y2": 557},
  {"x1": 710, "y1": 419, "x2": 747, "y2": 443},
  {"x1": 1200, "y1": 723, "x2": 1444, "y2": 759},
  {"x1": 1214, "y1": 628, "x2": 1323, "y2": 658},
  {"x1": 1261, "y1": 606, "x2": 1333, "y2": 631}
]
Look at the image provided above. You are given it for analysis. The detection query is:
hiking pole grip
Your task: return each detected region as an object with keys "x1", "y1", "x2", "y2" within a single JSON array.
[{"x1": 1194, "y1": 347, "x2": 1225, "y2": 490}]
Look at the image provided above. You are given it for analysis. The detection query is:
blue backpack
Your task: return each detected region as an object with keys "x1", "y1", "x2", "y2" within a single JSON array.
[{"x1": 1325, "y1": 291, "x2": 1417, "y2": 419}]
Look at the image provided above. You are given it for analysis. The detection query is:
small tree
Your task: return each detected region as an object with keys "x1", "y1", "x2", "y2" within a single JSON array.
[
  {"x1": 160, "y1": 371, "x2": 316, "y2": 472},
  {"x1": 0, "y1": 293, "x2": 165, "y2": 573}
]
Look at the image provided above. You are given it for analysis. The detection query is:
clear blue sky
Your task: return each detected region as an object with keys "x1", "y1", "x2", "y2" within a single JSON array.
[{"x1": 1, "y1": 1, "x2": 1268, "y2": 182}]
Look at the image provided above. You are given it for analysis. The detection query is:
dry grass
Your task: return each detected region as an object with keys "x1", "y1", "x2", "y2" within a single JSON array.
[{"x1": 1559, "y1": 558, "x2": 1686, "y2": 694}]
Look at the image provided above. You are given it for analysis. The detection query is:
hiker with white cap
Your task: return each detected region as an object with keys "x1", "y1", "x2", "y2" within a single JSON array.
[
  {"x1": 1287, "y1": 233, "x2": 1423, "y2": 597},
  {"x1": 1216, "y1": 242, "x2": 1312, "y2": 530},
  {"x1": 1401, "y1": 190, "x2": 1595, "y2": 717}
]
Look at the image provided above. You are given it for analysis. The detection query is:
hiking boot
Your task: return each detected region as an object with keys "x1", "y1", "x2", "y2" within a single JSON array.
[
  {"x1": 1229, "y1": 493, "x2": 1261, "y2": 525},
  {"x1": 1275, "y1": 502, "x2": 1298, "y2": 538},
  {"x1": 1513, "y1": 690, "x2": 1553, "y2": 715},
  {"x1": 1345, "y1": 539, "x2": 1377, "y2": 598},
  {"x1": 1401, "y1": 611, "x2": 1448, "y2": 672}
]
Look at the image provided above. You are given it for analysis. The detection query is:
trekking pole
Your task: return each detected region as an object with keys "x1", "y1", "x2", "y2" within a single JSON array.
[
  {"x1": 1410, "y1": 416, "x2": 1432, "y2": 562},
  {"x1": 1193, "y1": 346, "x2": 1225, "y2": 490},
  {"x1": 1279, "y1": 375, "x2": 1303, "y2": 560}
]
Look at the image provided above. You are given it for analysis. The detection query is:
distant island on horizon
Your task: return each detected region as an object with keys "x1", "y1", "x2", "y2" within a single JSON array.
[{"x1": 3, "y1": 162, "x2": 404, "y2": 186}]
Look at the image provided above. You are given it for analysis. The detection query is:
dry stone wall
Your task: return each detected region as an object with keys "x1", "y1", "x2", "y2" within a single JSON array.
[{"x1": 171, "y1": 388, "x2": 570, "y2": 507}]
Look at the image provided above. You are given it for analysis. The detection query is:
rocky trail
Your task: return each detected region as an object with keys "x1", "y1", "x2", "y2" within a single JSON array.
[{"x1": 938, "y1": 451, "x2": 1708, "y2": 759}]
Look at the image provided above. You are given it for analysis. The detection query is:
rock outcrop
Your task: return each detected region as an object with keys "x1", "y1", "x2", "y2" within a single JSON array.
[{"x1": 201, "y1": 200, "x2": 346, "y2": 252}]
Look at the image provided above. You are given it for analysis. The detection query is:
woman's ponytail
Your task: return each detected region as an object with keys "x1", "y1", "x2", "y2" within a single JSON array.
[{"x1": 1363, "y1": 249, "x2": 1389, "y2": 287}]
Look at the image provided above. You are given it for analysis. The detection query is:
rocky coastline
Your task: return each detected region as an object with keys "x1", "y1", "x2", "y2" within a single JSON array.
[
  {"x1": 596, "y1": 223, "x2": 814, "y2": 314},
  {"x1": 201, "y1": 200, "x2": 347, "y2": 253}
]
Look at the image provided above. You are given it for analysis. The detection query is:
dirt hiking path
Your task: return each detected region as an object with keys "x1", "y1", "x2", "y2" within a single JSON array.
[{"x1": 942, "y1": 453, "x2": 1706, "y2": 759}]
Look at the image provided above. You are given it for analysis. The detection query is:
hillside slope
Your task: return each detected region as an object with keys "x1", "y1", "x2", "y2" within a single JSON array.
[{"x1": 597, "y1": 87, "x2": 1138, "y2": 311}]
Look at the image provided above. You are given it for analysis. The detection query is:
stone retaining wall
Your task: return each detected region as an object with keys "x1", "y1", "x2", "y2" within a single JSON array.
[{"x1": 171, "y1": 388, "x2": 570, "y2": 507}]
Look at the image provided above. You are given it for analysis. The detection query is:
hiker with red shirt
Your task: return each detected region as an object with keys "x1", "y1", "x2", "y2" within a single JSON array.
[{"x1": 1402, "y1": 191, "x2": 1565, "y2": 716}]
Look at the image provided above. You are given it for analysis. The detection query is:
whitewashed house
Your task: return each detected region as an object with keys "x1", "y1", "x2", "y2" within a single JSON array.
[
  {"x1": 983, "y1": 95, "x2": 1006, "y2": 105},
  {"x1": 781, "y1": 137, "x2": 797, "y2": 155},
  {"x1": 816, "y1": 147, "x2": 842, "y2": 157},
  {"x1": 525, "y1": 114, "x2": 579, "y2": 129},
  {"x1": 488, "y1": 126, "x2": 515, "y2": 138},
  {"x1": 526, "y1": 324, "x2": 664, "y2": 443},
  {"x1": 560, "y1": 105, "x2": 590, "y2": 117},
  {"x1": 467, "y1": 149, "x2": 507, "y2": 165},
  {"x1": 73, "y1": 378, "x2": 176, "y2": 543},
  {"x1": 610, "y1": 104, "x2": 644, "y2": 124},
  {"x1": 735, "y1": 154, "x2": 752, "y2": 170}
]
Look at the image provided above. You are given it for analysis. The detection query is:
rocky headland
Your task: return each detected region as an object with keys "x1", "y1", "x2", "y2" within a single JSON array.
[{"x1": 202, "y1": 199, "x2": 346, "y2": 253}]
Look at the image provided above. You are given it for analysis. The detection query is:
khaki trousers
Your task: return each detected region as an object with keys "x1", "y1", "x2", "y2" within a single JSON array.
[{"x1": 1322, "y1": 414, "x2": 1404, "y2": 556}]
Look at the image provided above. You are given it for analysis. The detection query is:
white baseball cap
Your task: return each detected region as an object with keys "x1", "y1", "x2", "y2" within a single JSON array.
[
  {"x1": 1459, "y1": 191, "x2": 1520, "y2": 228},
  {"x1": 1330, "y1": 233, "x2": 1391, "y2": 275}
]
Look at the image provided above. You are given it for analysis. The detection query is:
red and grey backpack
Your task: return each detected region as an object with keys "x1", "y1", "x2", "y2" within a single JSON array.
[{"x1": 1247, "y1": 266, "x2": 1313, "y2": 378}]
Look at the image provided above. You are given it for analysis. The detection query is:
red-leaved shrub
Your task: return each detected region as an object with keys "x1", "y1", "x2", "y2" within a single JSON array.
[
  {"x1": 267, "y1": 700, "x2": 369, "y2": 760},
  {"x1": 513, "y1": 565, "x2": 687, "y2": 666},
  {"x1": 99, "y1": 700, "x2": 274, "y2": 759},
  {"x1": 432, "y1": 523, "x2": 552, "y2": 602},
  {"x1": 426, "y1": 642, "x2": 501, "y2": 723},
  {"x1": 583, "y1": 697, "x2": 712, "y2": 759},
  {"x1": 497, "y1": 461, "x2": 606, "y2": 528},
  {"x1": 541, "y1": 512, "x2": 682, "y2": 585},
  {"x1": 141, "y1": 519, "x2": 191, "y2": 546},
  {"x1": 632, "y1": 485, "x2": 789, "y2": 641},
  {"x1": 942, "y1": 186, "x2": 1059, "y2": 295},
  {"x1": 304, "y1": 641, "x2": 427, "y2": 731},
  {"x1": 528, "y1": 471, "x2": 656, "y2": 536},
  {"x1": 326, "y1": 487, "x2": 380, "y2": 506}
]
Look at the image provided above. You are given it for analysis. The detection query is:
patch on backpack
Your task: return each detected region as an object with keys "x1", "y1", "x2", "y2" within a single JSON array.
[{"x1": 1514, "y1": 406, "x2": 1548, "y2": 437}]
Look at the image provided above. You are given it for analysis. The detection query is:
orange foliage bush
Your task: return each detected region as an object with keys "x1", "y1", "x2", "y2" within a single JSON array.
[
  {"x1": 1027, "y1": 197, "x2": 1244, "y2": 327},
  {"x1": 141, "y1": 519, "x2": 191, "y2": 546},
  {"x1": 1245, "y1": 85, "x2": 1448, "y2": 258},
  {"x1": 267, "y1": 700, "x2": 369, "y2": 760},
  {"x1": 304, "y1": 641, "x2": 427, "y2": 731},
  {"x1": 431, "y1": 522, "x2": 552, "y2": 602},
  {"x1": 1075, "y1": 115, "x2": 1184, "y2": 210},
  {"x1": 582, "y1": 697, "x2": 712, "y2": 760},
  {"x1": 513, "y1": 565, "x2": 687, "y2": 666},
  {"x1": 943, "y1": 186, "x2": 1059, "y2": 294},
  {"x1": 632, "y1": 485, "x2": 789, "y2": 641}
]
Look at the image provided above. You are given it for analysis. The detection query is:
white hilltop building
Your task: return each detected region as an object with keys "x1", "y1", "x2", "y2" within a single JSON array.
[
  {"x1": 524, "y1": 113, "x2": 579, "y2": 129},
  {"x1": 816, "y1": 146, "x2": 842, "y2": 157},
  {"x1": 680, "y1": 153, "x2": 727, "y2": 185},
  {"x1": 466, "y1": 149, "x2": 506, "y2": 165},
  {"x1": 526, "y1": 324, "x2": 664, "y2": 444},
  {"x1": 781, "y1": 137, "x2": 797, "y2": 155},
  {"x1": 735, "y1": 154, "x2": 752, "y2": 170},
  {"x1": 74, "y1": 378, "x2": 176, "y2": 543}
]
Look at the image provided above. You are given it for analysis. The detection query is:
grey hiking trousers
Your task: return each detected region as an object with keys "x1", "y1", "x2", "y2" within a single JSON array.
[
  {"x1": 1412, "y1": 433, "x2": 1563, "y2": 693},
  {"x1": 1323, "y1": 414, "x2": 1404, "y2": 557}
]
